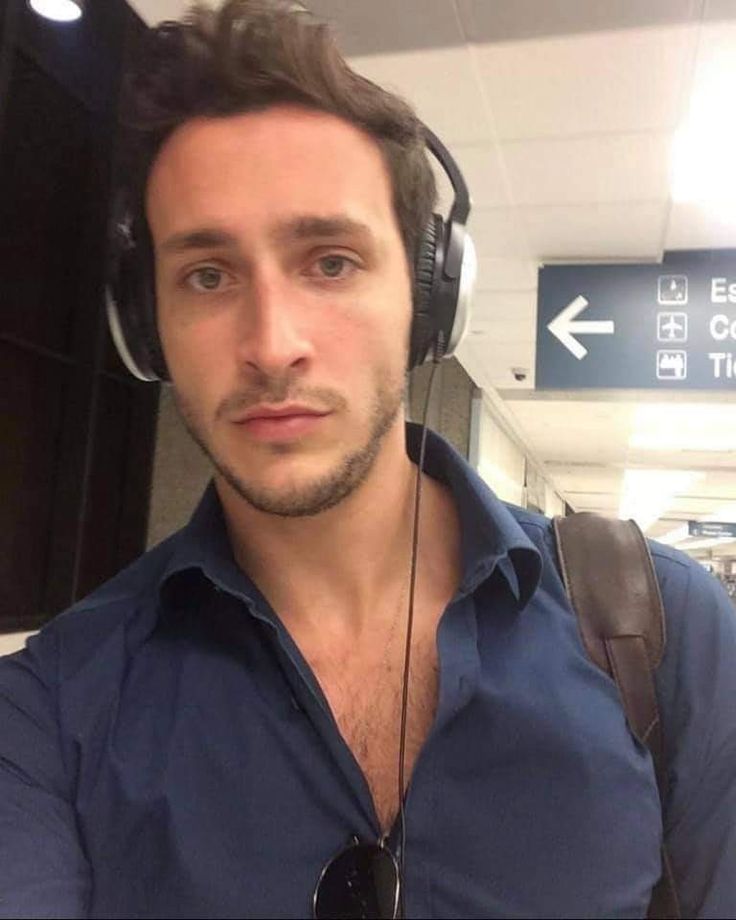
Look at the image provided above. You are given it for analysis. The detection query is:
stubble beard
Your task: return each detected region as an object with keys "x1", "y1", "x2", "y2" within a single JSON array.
[{"x1": 171, "y1": 372, "x2": 406, "y2": 518}]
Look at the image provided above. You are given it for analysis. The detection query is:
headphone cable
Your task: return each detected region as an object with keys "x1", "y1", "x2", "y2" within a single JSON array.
[{"x1": 396, "y1": 331, "x2": 445, "y2": 918}]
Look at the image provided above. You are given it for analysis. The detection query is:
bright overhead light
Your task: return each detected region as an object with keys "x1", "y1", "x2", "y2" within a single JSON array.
[
  {"x1": 618, "y1": 469, "x2": 704, "y2": 533},
  {"x1": 629, "y1": 404, "x2": 736, "y2": 452},
  {"x1": 27, "y1": 0, "x2": 83, "y2": 23},
  {"x1": 672, "y1": 53, "x2": 736, "y2": 202},
  {"x1": 671, "y1": 123, "x2": 736, "y2": 203}
]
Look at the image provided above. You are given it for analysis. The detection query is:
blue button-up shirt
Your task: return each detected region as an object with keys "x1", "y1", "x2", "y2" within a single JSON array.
[{"x1": 1, "y1": 423, "x2": 735, "y2": 919}]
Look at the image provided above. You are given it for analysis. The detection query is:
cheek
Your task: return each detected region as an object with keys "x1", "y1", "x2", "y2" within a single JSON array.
[
  {"x1": 318, "y1": 305, "x2": 408, "y2": 383},
  {"x1": 160, "y1": 322, "x2": 230, "y2": 418},
  {"x1": 166, "y1": 328, "x2": 220, "y2": 384},
  {"x1": 326, "y1": 270, "x2": 413, "y2": 370}
]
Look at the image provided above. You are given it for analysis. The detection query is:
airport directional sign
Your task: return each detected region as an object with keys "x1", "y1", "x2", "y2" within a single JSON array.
[
  {"x1": 536, "y1": 251, "x2": 736, "y2": 389},
  {"x1": 688, "y1": 521, "x2": 736, "y2": 539}
]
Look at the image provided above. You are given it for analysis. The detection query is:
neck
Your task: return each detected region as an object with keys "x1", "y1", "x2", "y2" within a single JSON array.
[{"x1": 215, "y1": 419, "x2": 456, "y2": 640}]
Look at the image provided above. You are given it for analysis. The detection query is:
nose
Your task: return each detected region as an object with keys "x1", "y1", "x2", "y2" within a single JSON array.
[{"x1": 235, "y1": 267, "x2": 314, "y2": 378}]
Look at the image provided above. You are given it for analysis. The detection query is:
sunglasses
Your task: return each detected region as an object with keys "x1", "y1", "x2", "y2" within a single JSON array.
[{"x1": 313, "y1": 835, "x2": 402, "y2": 919}]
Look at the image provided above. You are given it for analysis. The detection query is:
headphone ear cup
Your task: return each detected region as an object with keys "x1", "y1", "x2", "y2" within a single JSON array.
[
  {"x1": 105, "y1": 202, "x2": 170, "y2": 382},
  {"x1": 409, "y1": 214, "x2": 442, "y2": 371}
]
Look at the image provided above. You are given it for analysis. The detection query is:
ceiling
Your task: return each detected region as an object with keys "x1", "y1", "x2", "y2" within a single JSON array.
[{"x1": 126, "y1": 0, "x2": 736, "y2": 560}]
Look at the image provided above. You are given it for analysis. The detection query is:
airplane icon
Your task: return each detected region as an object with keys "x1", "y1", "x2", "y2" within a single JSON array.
[
  {"x1": 661, "y1": 316, "x2": 684, "y2": 338},
  {"x1": 657, "y1": 311, "x2": 688, "y2": 343}
]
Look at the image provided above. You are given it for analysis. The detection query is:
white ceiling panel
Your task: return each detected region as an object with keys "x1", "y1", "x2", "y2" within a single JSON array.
[
  {"x1": 522, "y1": 201, "x2": 667, "y2": 260},
  {"x1": 474, "y1": 25, "x2": 698, "y2": 141},
  {"x1": 563, "y1": 492, "x2": 622, "y2": 513},
  {"x1": 430, "y1": 140, "x2": 511, "y2": 218},
  {"x1": 707, "y1": 0, "x2": 736, "y2": 20},
  {"x1": 474, "y1": 257, "x2": 538, "y2": 292},
  {"x1": 502, "y1": 398, "x2": 736, "y2": 531},
  {"x1": 469, "y1": 290, "x2": 535, "y2": 330},
  {"x1": 504, "y1": 399, "x2": 642, "y2": 463},
  {"x1": 501, "y1": 132, "x2": 673, "y2": 206},
  {"x1": 456, "y1": 0, "x2": 699, "y2": 43},
  {"x1": 308, "y1": 0, "x2": 466, "y2": 55},
  {"x1": 347, "y1": 47, "x2": 494, "y2": 145},
  {"x1": 544, "y1": 462, "x2": 624, "y2": 493},
  {"x1": 448, "y1": 142, "x2": 512, "y2": 209},
  {"x1": 467, "y1": 207, "x2": 530, "y2": 260}
]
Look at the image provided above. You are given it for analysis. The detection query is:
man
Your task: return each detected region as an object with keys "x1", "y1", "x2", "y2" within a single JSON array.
[{"x1": 1, "y1": 1, "x2": 734, "y2": 918}]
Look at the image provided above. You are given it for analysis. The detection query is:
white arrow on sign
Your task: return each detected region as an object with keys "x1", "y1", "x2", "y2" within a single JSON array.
[{"x1": 547, "y1": 295, "x2": 615, "y2": 360}]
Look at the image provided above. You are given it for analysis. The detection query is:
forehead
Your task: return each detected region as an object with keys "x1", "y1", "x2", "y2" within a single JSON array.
[{"x1": 145, "y1": 105, "x2": 398, "y2": 243}]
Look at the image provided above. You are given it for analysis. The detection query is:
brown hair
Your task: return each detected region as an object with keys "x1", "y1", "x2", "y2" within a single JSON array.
[{"x1": 115, "y1": 0, "x2": 436, "y2": 270}]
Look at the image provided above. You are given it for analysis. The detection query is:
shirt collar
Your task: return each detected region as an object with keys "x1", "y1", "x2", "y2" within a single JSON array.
[
  {"x1": 155, "y1": 421, "x2": 542, "y2": 621},
  {"x1": 403, "y1": 422, "x2": 541, "y2": 608}
]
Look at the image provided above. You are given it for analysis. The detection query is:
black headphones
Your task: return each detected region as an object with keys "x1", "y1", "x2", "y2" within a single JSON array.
[{"x1": 104, "y1": 123, "x2": 476, "y2": 383}]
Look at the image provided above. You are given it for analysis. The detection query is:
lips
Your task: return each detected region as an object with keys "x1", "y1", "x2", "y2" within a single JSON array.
[
  {"x1": 234, "y1": 405, "x2": 328, "y2": 423},
  {"x1": 233, "y1": 407, "x2": 330, "y2": 442}
]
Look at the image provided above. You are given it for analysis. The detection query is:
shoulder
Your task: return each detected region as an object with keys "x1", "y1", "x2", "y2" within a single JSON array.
[
  {"x1": 0, "y1": 532, "x2": 181, "y2": 687},
  {"x1": 498, "y1": 506, "x2": 734, "y2": 665},
  {"x1": 502, "y1": 502, "x2": 550, "y2": 536},
  {"x1": 644, "y1": 538, "x2": 736, "y2": 729},
  {"x1": 501, "y1": 508, "x2": 736, "y2": 766}
]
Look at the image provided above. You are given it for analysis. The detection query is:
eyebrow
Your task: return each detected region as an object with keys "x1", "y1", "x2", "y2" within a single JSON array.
[{"x1": 158, "y1": 215, "x2": 375, "y2": 257}]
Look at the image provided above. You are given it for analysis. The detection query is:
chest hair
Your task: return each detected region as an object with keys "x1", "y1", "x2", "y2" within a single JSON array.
[{"x1": 309, "y1": 625, "x2": 440, "y2": 834}]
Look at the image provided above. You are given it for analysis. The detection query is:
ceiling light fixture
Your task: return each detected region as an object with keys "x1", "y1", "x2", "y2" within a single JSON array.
[
  {"x1": 618, "y1": 469, "x2": 704, "y2": 533},
  {"x1": 629, "y1": 404, "x2": 736, "y2": 453},
  {"x1": 671, "y1": 52, "x2": 736, "y2": 203},
  {"x1": 27, "y1": 0, "x2": 84, "y2": 23}
]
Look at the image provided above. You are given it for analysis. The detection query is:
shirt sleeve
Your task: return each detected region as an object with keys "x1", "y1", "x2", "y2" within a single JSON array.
[
  {"x1": 0, "y1": 627, "x2": 90, "y2": 919},
  {"x1": 654, "y1": 549, "x2": 736, "y2": 919}
]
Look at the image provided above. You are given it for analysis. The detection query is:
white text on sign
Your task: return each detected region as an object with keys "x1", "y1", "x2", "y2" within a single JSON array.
[
  {"x1": 708, "y1": 353, "x2": 736, "y2": 378},
  {"x1": 711, "y1": 278, "x2": 736, "y2": 303},
  {"x1": 709, "y1": 315, "x2": 736, "y2": 340}
]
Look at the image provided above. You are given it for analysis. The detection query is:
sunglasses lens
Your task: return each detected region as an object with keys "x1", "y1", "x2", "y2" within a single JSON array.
[{"x1": 314, "y1": 842, "x2": 400, "y2": 919}]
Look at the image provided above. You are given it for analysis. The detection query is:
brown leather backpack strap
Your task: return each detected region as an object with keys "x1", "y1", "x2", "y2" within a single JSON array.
[{"x1": 553, "y1": 512, "x2": 680, "y2": 920}]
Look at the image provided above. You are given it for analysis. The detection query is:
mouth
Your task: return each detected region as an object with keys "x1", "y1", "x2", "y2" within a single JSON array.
[{"x1": 233, "y1": 411, "x2": 331, "y2": 442}]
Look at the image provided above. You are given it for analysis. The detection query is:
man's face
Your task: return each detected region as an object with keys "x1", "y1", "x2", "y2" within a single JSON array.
[{"x1": 146, "y1": 104, "x2": 414, "y2": 517}]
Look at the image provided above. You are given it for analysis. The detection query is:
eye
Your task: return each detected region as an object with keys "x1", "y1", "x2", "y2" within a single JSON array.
[
  {"x1": 183, "y1": 266, "x2": 228, "y2": 293},
  {"x1": 311, "y1": 254, "x2": 359, "y2": 280}
]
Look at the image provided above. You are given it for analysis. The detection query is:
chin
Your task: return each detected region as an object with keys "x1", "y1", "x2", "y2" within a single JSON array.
[{"x1": 218, "y1": 419, "x2": 395, "y2": 518}]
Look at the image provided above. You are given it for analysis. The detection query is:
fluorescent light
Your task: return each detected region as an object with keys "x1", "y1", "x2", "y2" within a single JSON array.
[
  {"x1": 672, "y1": 53, "x2": 736, "y2": 203},
  {"x1": 671, "y1": 123, "x2": 736, "y2": 203},
  {"x1": 629, "y1": 404, "x2": 736, "y2": 453},
  {"x1": 618, "y1": 469, "x2": 704, "y2": 532},
  {"x1": 28, "y1": 0, "x2": 83, "y2": 23}
]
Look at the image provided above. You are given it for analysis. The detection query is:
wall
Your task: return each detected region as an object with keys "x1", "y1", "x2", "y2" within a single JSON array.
[
  {"x1": 407, "y1": 356, "x2": 474, "y2": 458},
  {"x1": 469, "y1": 389, "x2": 565, "y2": 515},
  {"x1": 545, "y1": 482, "x2": 567, "y2": 518},
  {"x1": 470, "y1": 391, "x2": 526, "y2": 505},
  {"x1": 146, "y1": 385, "x2": 212, "y2": 550}
]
